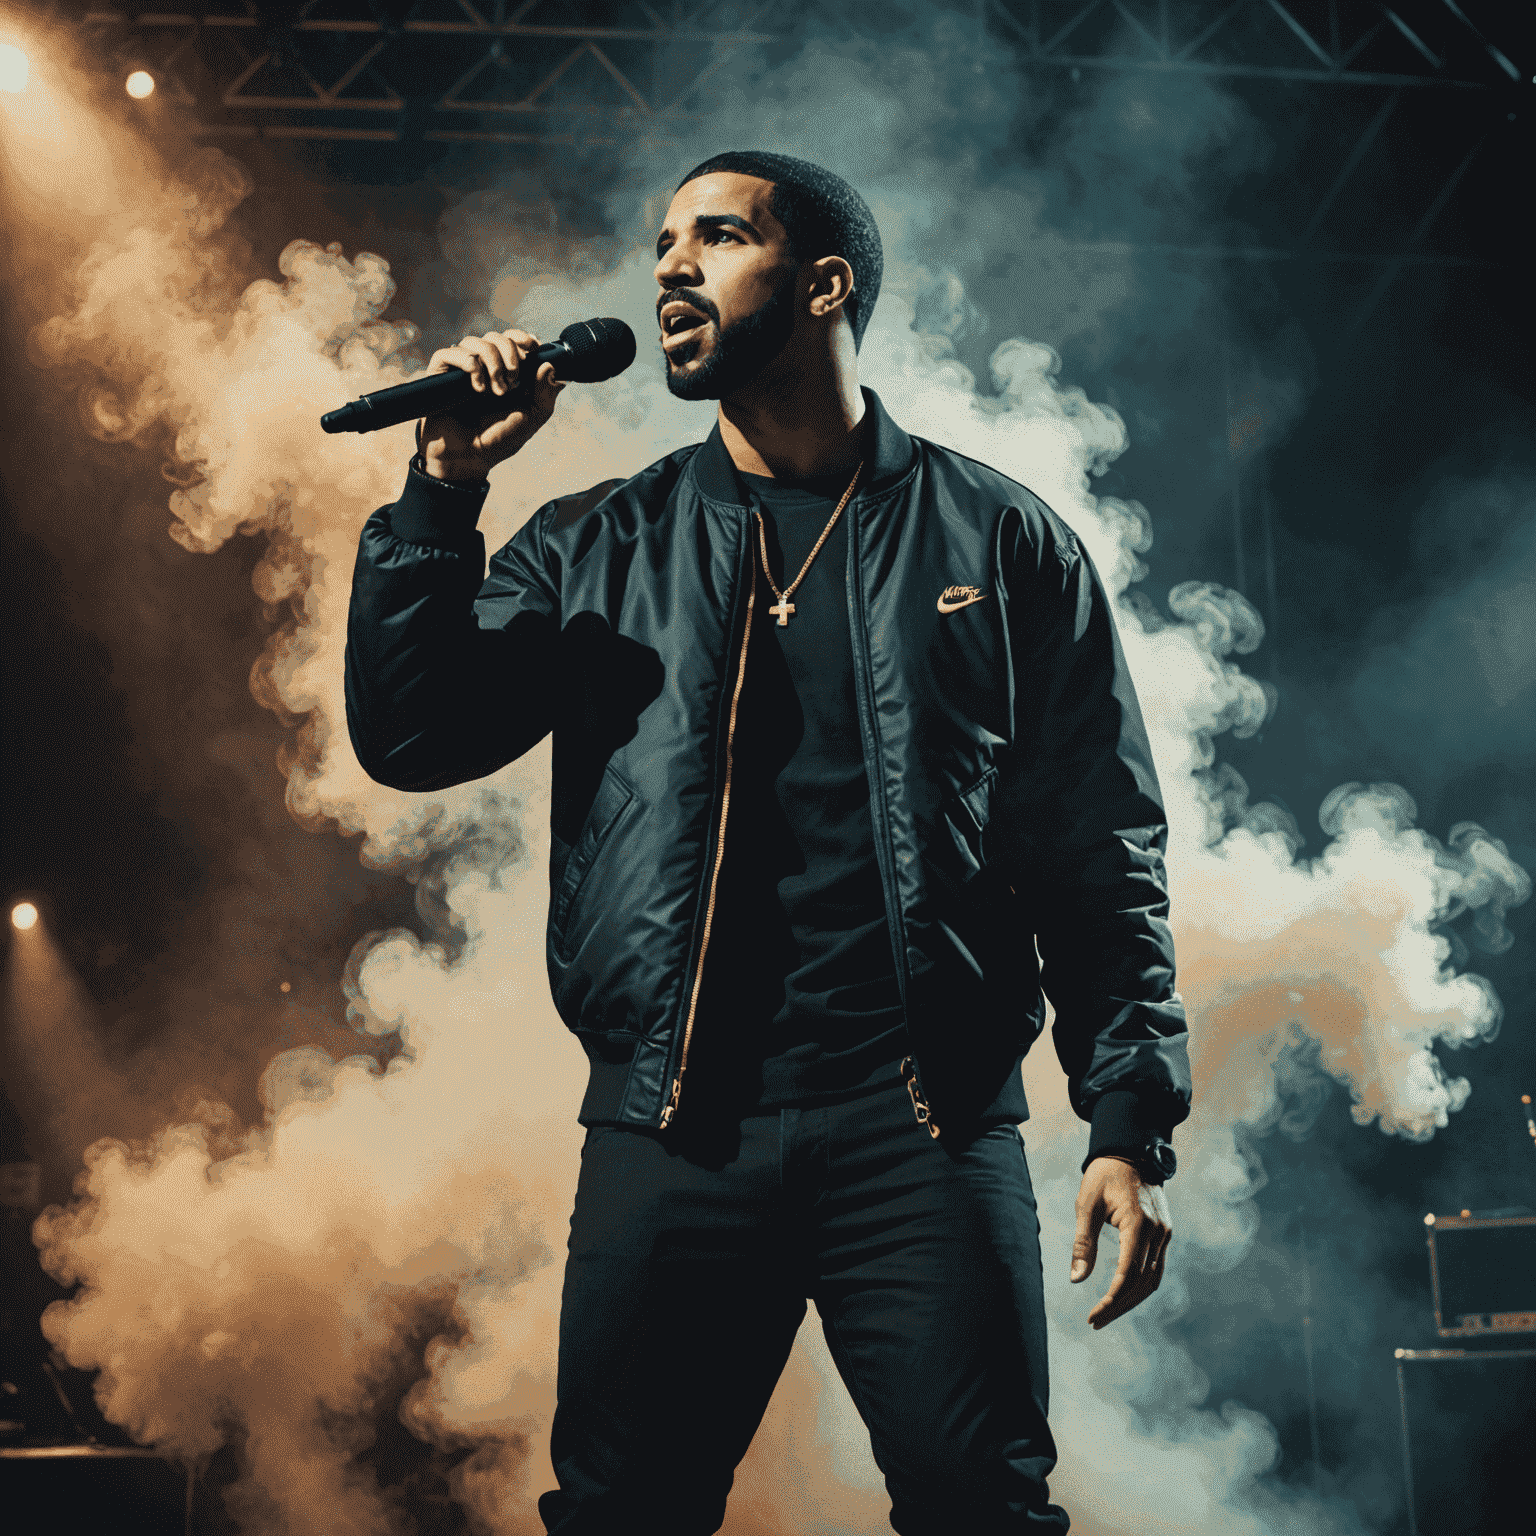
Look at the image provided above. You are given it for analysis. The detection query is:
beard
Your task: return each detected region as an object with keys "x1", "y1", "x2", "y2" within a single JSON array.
[{"x1": 663, "y1": 263, "x2": 799, "y2": 402}]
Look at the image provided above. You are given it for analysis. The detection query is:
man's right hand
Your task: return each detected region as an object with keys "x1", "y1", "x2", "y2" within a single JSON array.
[{"x1": 417, "y1": 328, "x2": 565, "y2": 482}]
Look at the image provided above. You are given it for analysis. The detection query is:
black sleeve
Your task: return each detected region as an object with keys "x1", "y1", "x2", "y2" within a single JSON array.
[
  {"x1": 993, "y1": 500, "x2": 1192, "y2": 1151},
  {"x1": 343, "y1": 456, "x2": 562, "y2": 792}
]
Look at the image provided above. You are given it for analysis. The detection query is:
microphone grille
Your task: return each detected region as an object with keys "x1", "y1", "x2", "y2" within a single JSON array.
[{"x1": 557, "y1": 318, "x2": 637, "y2": 382}]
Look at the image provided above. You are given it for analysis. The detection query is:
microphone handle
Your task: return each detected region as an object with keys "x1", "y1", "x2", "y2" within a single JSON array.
[{"x1": 321, "y1": 339, "x2": 567, "y2": 434}]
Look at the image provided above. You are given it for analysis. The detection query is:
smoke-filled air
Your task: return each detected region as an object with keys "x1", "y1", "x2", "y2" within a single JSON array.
[{"x1": 2, "y1": 12, "x2": 1527, "y2": 1536}]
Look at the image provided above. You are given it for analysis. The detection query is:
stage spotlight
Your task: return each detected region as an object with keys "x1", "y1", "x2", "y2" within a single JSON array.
[
  {"x1": 126, "y1": 70, "x2": 154, "y2": 100},
  {"x1": 0, "y1": 43, "x2": 28, "y2": 93},
  {"x1": 11, "y1": 903, "x2": 39, "y2": 931}
]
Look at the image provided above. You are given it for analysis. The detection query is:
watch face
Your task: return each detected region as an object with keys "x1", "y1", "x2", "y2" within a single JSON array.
[{"x1": 1131, "y1": 1141, "x2": 1175, "y2": 1183}]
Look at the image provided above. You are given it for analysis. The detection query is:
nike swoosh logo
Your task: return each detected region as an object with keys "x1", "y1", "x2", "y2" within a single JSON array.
[{"x1": 937, "y1": 590, "x2": 989, "y2": 614}]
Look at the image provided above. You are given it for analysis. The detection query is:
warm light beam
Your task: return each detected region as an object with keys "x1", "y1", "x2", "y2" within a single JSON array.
[
  {"x1": 0, "y1": 43, "x2": 29, "y2": 93},
  {"x1": 11, "y1": 902, "x2": 39, "y2": 931},
  {"x1": 125, "y1": 70, "x2": 154, "y2": 99}
]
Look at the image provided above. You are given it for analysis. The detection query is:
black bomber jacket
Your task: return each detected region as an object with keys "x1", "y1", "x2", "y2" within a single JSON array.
[{"x1": 344, "y1": 387, "x2": 1192, "y2": 1154}]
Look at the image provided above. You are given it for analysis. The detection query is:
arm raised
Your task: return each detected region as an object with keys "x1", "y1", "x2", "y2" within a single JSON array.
[{"x1": 344, "y1": 459, "x2": 563, "y2": 792}]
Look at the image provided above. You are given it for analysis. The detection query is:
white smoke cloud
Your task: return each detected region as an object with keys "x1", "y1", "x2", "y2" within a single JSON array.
[{"x1": 14, "y1": 20, "x2": 1529, "y2": 1536}]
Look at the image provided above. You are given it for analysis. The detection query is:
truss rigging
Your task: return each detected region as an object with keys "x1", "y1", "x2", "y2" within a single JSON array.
[
  {"x1": 58, "y1": 2, "x2": 1520, "y2": 267},
  {"x1": 19, "y1": 0, "x2": 1529, "y2": 713},
  {"x1": 71, "y1": 1, "x2": 782, "y2": 148},
  {"x1": 985, "y1": 0, "x2": 1520, "y2": 88}
]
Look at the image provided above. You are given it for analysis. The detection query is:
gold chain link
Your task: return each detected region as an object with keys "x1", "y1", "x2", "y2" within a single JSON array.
[{"x1": 753, "y1": 458, "x2": 865, "y2": 614}]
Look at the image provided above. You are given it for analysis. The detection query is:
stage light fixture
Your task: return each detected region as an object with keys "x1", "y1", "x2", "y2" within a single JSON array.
[
  {"x1": 0, "y1": 43, "x2": 28, "y2": 93},
  {"x1": 11, "y1": 902, "x2": 39, "y2": 931},
  {"x1": 126, "y1": 70, "x2": 154, "y2": 100}
]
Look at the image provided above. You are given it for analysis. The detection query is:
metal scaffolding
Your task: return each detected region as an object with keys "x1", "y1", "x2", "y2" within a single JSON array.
[
  {"x1": 56, "y1": 3, "x2": 1522, "y2": 273},
  {"x1": 60, "y1": 4, "x2": 1518, "y2": 132},
  {"x1": 987, "y1": 0, "x2": 1519, "y2": 89},
  {"x1": 30, "y1": 0, "x2": 1532, "y2": 676},
  {"x1": 69, "y1": 0, "x2": 784, "y2": 148}
]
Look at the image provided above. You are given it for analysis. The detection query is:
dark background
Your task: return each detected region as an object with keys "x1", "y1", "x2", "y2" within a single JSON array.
[{"x1": 2, "y1": 2, "x2": 1533, "y2": 1531}]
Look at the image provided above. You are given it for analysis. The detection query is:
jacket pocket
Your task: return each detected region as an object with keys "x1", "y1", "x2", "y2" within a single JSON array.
[
  {"x1": 956, "y1": 767, "x2": 996, "y2": 835},
  {"x1": 946, "y1": 766, "x2": 997, "y2": 874},
  {"x1": 550, "y1": 763, "x2": 635, "y2": 958}
]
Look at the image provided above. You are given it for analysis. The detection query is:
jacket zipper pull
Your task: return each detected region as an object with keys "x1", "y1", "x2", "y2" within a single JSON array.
[
  {"x1": 901, "y1": 1054, "x2": 941, "y2": 1140},
  {"x1": 659, "y1": 1073, "x2": 683, "y2": 1130},
  {"x1": 661, "y1": 529, "x2": 757, "y2": 1133}
]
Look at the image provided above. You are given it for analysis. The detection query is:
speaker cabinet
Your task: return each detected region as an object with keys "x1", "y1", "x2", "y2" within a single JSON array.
[
  {"x1": 1393, "y1": 1347, "x2": 1536, "y2": 1536},
  {"x1": 0, "y1": 1446, "x2": 191, "y2": 1534}
]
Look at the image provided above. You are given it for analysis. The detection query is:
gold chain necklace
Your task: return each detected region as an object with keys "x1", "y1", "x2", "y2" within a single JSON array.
[{"x1": 753, "y1": 458, "x2": 865, "y2": 626}]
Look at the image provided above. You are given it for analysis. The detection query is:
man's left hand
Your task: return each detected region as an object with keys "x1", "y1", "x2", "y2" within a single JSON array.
[{"x1": 1070, "y1": 1156, "x2": 1172, "y2": 1329}]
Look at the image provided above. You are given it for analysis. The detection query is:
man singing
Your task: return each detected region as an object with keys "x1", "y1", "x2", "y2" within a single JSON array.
[{"x1": 345, "y1": 150, "x2": 1191, "y2": 1534}]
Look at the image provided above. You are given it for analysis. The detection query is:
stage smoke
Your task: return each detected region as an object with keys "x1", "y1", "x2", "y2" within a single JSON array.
[{"x1": 7, "y1": 15, "x2": 1526, "y2": 1536}]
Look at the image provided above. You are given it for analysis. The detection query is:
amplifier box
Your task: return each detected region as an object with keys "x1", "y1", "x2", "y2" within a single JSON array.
[
  {"x1": 1393, "y1": 1347, "x2": 1536, "y2": 1536},
  {"x1": 1424, "y1": 1212, "x2": 1536, "y2": 1337},
  {"x1": 0, "y1": 1446, "x2": 191, "y2": 1534}
]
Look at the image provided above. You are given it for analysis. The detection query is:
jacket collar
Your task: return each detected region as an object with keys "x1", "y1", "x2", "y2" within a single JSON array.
[{"x1": 690, "y1": 386, "x2": 916, "y2": 507}]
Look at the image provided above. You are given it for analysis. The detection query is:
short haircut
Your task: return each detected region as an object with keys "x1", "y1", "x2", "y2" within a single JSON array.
[{"x1": 676, "y1": 151, "x2": 883, "y2": 350}]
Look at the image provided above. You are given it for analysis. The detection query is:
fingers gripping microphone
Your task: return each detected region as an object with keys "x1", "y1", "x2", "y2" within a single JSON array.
[{"x1": 320, "y1": 318, "x2": 637, "y2": 434}]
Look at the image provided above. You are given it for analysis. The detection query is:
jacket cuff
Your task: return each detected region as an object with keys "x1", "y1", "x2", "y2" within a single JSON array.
[
  {"x1": 388, "y1": 455, "x2": 491, "y2": 546},
  {"x1": 1084, "y1": 1090, "x2": 1173, "y2": 1167}
]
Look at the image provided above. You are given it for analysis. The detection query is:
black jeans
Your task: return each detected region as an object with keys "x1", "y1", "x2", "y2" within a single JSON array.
[{"x1": 537, "y1": 1074, "x2": 1070, "y2": 1535}]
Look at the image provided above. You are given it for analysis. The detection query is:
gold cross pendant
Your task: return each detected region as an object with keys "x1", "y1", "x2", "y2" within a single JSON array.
[{"x1": 769, "y1": 597, "x2": 795, "y2": 626}]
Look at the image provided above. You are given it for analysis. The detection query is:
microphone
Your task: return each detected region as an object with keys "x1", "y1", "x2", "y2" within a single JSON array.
[{"x1": 320, "y1": 317, "x2": 637, "y2": 434}]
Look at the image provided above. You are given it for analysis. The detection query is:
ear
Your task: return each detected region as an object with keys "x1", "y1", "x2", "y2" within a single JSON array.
[{"x1": 806, "y1": 255, "x2": 856, "y2": 321}]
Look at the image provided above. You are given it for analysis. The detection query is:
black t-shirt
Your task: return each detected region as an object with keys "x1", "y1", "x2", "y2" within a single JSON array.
[{"x1": 686, "y1": 468, "x2": 908, "y2": 1113}]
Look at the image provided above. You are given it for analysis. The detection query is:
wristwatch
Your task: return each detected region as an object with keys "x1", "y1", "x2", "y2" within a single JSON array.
[
  {"x1": 1089, "y1": 1137, "x2": 1177, "y2": 1185},
  {"x1": 1129, "y1": 1137, "x2": 1177, "y2": 1186}
]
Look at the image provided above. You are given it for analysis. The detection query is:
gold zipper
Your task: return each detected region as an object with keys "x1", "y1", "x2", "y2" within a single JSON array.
[
  {"x1": 659, "y1": 555, "x2": 757, "y2": 1130},
  {"x1": 901, "y1": 1054, "x2": 941, "y2": 1139}
]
